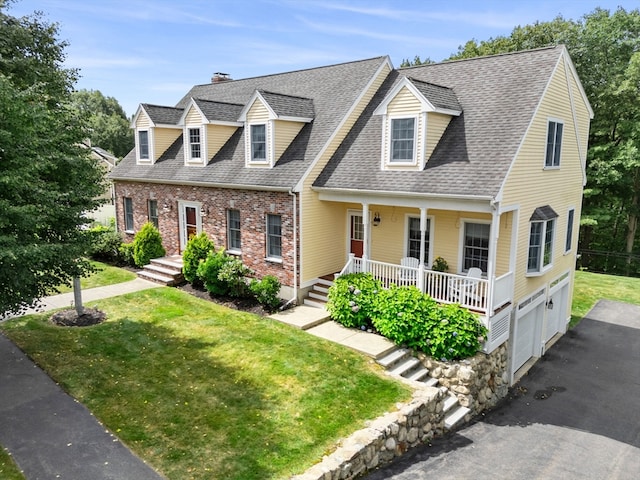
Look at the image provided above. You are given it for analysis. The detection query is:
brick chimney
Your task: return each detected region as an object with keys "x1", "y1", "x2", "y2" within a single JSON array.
[{"x1": 211, "y1": 72, "x2": 231, "y2": 83}]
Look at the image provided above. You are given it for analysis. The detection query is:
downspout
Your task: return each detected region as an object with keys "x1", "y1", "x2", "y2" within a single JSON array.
[
  {"x1": 488, "y1": 200, "x2": 500, "y2": 317},
  {"x1": 281, "y1": 189, "x2": 298, "y2": 310}
]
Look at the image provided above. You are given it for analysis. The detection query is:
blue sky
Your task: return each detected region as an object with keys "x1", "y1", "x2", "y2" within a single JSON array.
[{"x1": 7, "y1": 0, "x2": 636, "y2": 117}]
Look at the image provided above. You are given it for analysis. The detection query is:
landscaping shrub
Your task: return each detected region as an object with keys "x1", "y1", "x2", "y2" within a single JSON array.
[
  {"x1": 425, "y1": 303, "x2": 488, "y2": 361},
  {"x1": 250, "y1": 275, "x2": 282, "y2": 311},
  {"x1": 131, "y1": 222, "x2": 166, "y2": 267},
  {"x1": 89, "y1": 223, "x2": 123, "y2": 263},
  {"x1": 182, "y1": 232, "x2": 215, "y2": 286},
  {"x1": 119, "y1": 242, "x2": 135, "y2": 267},
  {"x1": 197, "y1": 250, "x2": 233, "y2": 295},
  {"x1": 327, "y1": 273, "x2": 381, "y2": 328},
  {"x1": 371, "y1": 285, "x2": 437, "y2": 351},
  {"x1": 217, "y1": 256, "x2": 254, "y2": 297}
]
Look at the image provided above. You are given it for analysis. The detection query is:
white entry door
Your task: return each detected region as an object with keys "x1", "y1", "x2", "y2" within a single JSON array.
[{"x1": 179, "y1": 201, "x2": 201, "y2": 251}]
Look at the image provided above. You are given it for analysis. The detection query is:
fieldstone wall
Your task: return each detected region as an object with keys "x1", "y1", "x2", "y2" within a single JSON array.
[
  {"x1": 418, "y1": 342, "x2": 509, "y2": 415},
  {"x1": 291, "y1": 386, "x2": 447, "y2": 480}
]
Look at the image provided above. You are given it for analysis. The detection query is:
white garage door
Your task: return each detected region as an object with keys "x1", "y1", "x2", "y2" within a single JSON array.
[
  {"x1": 544, "y1": 284, "x2": 569, "y2": 343},
  {"x1": 513, "y1": 302, "x2": 544, "y2": 372}
]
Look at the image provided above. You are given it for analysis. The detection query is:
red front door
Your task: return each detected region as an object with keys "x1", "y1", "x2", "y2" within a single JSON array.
[{"x1": 350, "y1": 214, "x2": 364, "y2": 257}]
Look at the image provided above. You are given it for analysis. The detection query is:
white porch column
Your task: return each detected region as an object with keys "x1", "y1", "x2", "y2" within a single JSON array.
[
  {"x1": 418, "y1": 207, "x2": 427, "y2": 292},
  {"x1": 488, "y1": 207, "x2": 500, "y2": 315},
  {"x1": 362, "y1": 203, "x2": 370, "y2": 272}
]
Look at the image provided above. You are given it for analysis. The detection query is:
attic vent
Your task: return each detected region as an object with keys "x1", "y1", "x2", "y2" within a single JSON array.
[{"x1": 212, "y1": 72, "x2": 231, "y2": 83}]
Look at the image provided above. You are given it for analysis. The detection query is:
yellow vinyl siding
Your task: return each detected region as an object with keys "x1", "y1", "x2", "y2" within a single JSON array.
[
  {"x1": 274, "y1": 120, "x2": 305, "y2": 160},
  {"x1": 301, "y1": 63, "x2": 391, "y2": 283},
  {"x1": 425, "y1": 113, "x2": 451, "y2": 160},
  {"x1": 135, "y1": 112, "x2": 151, "y2": 129},
  {"x1": 153, "y1": 128, "x2": 181, "y2": 160},
  {"x1": 206, "y1": 124, "x2": 237, "y2": 159},
  {"x1": 246, "y1": 101, "x2": 270, "y2": 122},
  {"x1": 185, "y1": 106, "x2": 203, "y2": 125},
  {"x1": 387, "y1": 87, "x2": 422, "y2": 115},
  {"x1": 501, "y1": 55, "x2": 589, "y2": 302}
]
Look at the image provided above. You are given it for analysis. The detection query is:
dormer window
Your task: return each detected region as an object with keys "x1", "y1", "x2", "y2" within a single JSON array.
[
  {"x1": 189, "y1": 127, "x2": 202, "y2": 160},
  {"x1": 251, "y1": 124, "x2": 267, "y2": 162},
  {"x1": 138, "y1": 130, "x2": 149, "y2": 160},
  {"x1": 391, "y1": 117, "x2": 416, "y2": 163}
]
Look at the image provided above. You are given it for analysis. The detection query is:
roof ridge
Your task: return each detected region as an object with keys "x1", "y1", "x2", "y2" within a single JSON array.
[
  {"x1": 192, "y1": 98, "x2": 244, "y2": 107},
  {"x1": 258, "y1": 90, "x2": 314, "y2": 101},
  {"x1": 142, "y1": 103, "x2": 184, "y2": 110}
]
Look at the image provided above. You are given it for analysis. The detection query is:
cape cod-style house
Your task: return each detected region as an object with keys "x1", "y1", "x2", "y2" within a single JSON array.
[{"x1": 110, "y1": 45, "x2": 592, "y2": 382}]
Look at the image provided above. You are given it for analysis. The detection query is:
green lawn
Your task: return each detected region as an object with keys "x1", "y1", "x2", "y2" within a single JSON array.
[
  {"x1": 0, "y1": 449, "x2": 23, "y2": 480},
  {"x1": 0, "y1": 288, "x2": 411, "y2": 480},
  {"x1": 53, "y1": 261, "x2": 136, "y2": 294},
  {"x1": 571, "y1": 270, "x2": 640, "y2": 327}
]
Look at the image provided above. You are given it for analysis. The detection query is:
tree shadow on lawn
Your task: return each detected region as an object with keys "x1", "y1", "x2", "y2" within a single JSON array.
[{"x1": 32, "y1": 316, "x2": 295, "y2": 480}]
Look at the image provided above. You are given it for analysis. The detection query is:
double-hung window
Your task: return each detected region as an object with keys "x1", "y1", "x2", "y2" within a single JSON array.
[
  {"x1": 390, "y1": 118, "x2": 415, "y2": 162},
  {"x1": 148, "y1": 199, "x2": 158, "y2": 229},
  {"x1": 565, "y1": 208, "x2": 575, "y2": 253},
  {"x1": 138, "y1": 131, "x2": 149, "y2": 160},
  {"x1": 407, "y1": 217, "x2": 430, "y2": 263},
  {"x1": 189, "y1": 128, "x2": 201, "y2": 160},
  {"x1": 124, "y1": 197, "x2": 134, "y2": 231},
  {"x1": 463, "y1": 222, "x2": 490, "y2": 273},
  {"x1": 266, "y1": 214, "x2": 282, "y2": 259},
  {"x1": 251, "y1": 124, "x2": 267, "y2": 162},
  {"x1": 528, "y1": 206, "x2": 558, "y2": 273},
  {"x1": 545, "y1": 120, "x2": 563, "y2": 168},
  {"x1": 227, "y1": 209, "x2": 241, "y2": 252}
]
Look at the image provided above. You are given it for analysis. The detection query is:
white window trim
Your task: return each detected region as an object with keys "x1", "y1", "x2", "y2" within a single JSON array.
[
  {"x1": 245, "y1": 122, "x2": 273, "y2": 167},
  {"x1": 564, "y1": 207, "x2": 575, "y2": 255},
  {"x1": 526, "y1": 218, "x2": 556, "y2": 276},
  {"x1": 265, "y1": 213, "x2": 282, "y2": 262},
  {"x1": 184, "y1": 125, "x2": 207, "y2": 166},
  {"x1": 226, "y1": 209, "x2": 242, "y2": 255},
  {"x1": 385, "y1": 115, "x2": 419, "y2": 167},
  {"x1": 123, "y1": 197, "x2": 134, "y2": 233},
  {"x1": 136, "y1": 129, "x2": 154, "y2": 164},
  {"x1": 543, "y1": 117, "x2": 564, "y2": 170},
  {"x1": 457, "y1": 219, "x2": 491, "y2": 275},
  {"x1": 404, "y1": 214, "x2": 434, "y2": 267}
]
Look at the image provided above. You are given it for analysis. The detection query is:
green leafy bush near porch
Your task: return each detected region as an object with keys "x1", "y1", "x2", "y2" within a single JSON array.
[
  {"x1": 327, "y1": 273, "x2": 488, "y2": 360},
  {"x1": 372, "y1": 285, "x2": 437, "y2": 351},
  {"x1": 182, "y1": 232, "x2": 215, "y2": 286},
  {"x1": 197, "y1": 249, "x2": 234, "y2": 295},
  {"x1": 132, "y1": 222, "x2": 166, "y2": 267},
  {"x1": 250, "y1": 275, "x2": 282, "y2": 311},
  {"x1": 326, "y1": 273, "x2": 382, "y2": 328},
  {"x1": 218, "y1": 256, "x2": 254, "y2": 298}
]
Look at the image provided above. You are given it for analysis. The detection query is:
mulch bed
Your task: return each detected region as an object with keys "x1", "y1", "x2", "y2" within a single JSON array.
[
  {"x1": 50, "y1": 307, "x2": 107, "y2": 327},
  {"x1": 177, "y1": 282, "x2": 273, "y2": 316}
]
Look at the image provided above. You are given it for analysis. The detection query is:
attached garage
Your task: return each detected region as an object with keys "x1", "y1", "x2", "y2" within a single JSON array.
[{"x1": 512, "y1": 290, "x2": 545, "y2": 374}]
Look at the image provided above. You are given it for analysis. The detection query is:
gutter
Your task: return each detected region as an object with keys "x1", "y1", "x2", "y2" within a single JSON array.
[{"x1": 109, "y1": 176, "x2": 292, "y2": 193}]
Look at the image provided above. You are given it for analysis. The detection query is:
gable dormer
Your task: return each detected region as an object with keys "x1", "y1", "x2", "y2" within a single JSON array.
[
  {"x1": 131, "y1": 104, "x2": 183, "y2": 165},
  {"x1": 238, "y1": 90, "x2": 314, "y2": 168},
  {"x1": 374, "y1": 77, "x2": 461, "y2": 170},
  {"x1": 179, "y1": 98, "x2": 243, "y2": 166}
]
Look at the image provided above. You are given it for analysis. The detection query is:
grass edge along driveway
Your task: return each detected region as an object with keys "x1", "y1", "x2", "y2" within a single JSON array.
[{"x1": 0, "y1": 287, "x2": 411, "y2": 480}]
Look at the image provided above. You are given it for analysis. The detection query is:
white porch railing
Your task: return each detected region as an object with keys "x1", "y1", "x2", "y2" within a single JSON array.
[{"x1": 339, "y1": 255, "x2": 514, "y2": 316}]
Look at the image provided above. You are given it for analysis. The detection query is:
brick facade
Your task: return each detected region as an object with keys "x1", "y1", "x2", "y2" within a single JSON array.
[{"x1": 114, "y1": 181, "x2": 298, "y2": 289}]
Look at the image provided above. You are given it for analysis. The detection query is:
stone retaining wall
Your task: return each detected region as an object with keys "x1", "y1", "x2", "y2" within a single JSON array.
[
  {"x1": 419, "y1": 342, "x2": 509, "y2": 415},
  {"x1": 291, "y1": 386, "x2": 447, "y2": 480}
]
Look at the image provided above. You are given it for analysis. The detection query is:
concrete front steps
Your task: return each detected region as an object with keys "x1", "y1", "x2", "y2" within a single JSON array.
[
  {"x1": 303, "y1": 275, "x2": 334, "y2": 308},
  {"x1": 137, "y1": 256, "x2": 184, "y2": 286},
  {"x1": 377, "y1": 347, "x2": 470, "y2": 430}
]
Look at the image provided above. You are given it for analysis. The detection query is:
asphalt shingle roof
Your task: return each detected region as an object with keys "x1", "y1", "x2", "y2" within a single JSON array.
[
  {"x1": 314, "y1": 46, "x2": 564, "y2": 198},
  {"x1": 141, "y1": 104, "x2": 183, "y2": 125},
  {"x1": 259, "y1": 91, "x2": 315, "y2": 120},
  {"x1": 407, "y1": 78, "x2": 461, "y2": 112},
  {"x1": 111, "y1": 56, "x2": 389, "y2": 189},
  {"x1": 192, "y1": 99, "x2": 243, "y2": 123}
]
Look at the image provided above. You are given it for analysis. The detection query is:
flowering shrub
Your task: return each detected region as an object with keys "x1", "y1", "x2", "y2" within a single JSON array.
[
  {"x1": 327, "y1": 273, "x2": 381, "y2": 328},
  {"x1": 425, "y1": 303, "x2": 488, "y2": 361},
  {"x1": 371, "y1": 285, "x2": 437, "y2": 351}
]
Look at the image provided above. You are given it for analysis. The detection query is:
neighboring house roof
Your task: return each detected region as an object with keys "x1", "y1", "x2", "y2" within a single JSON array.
[
  {"x1": 111, "y1": 56, "x2": 390, "y2": 190},
  {"x1": 314, "y1": 46, "x2": 569, "y2": 199}
]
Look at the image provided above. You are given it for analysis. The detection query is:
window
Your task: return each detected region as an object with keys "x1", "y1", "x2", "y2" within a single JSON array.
[
  {"x1": 188, "y1": 128, "x2": 201, "y2": 160},
  {"x1": 390, "y1": 118, "x2": 415, "y2": 162},
  {"x1": 227, "y1": 209, "x2": 241, "y2": 252},
  {"x1": 266, "y1": 214, "x2": 282, "y2": 259},
  {"x1": 545, "y1": 120, "x2": 563, "y2": 167},
  {"x1": 124, "y1": 197, "x2": 134, "y2": 231},
  {"x1": 251, "y1": 124, "x2": 266, "y2": 162},
  {"x1": 138, "y1": 131, "x2": 149, "y2": 160},
  {"x1": 527, "y1": 206, "x2": 558, "y2": 273},
  {"x1": 148, "y1": 200, "x2": 158, "y2": 229},
  {"x1": 565, "y1": 208, "x2": 575, "y2": 253},
  {"x1": 463, "y1": 222, "x2": 490, "y2": 273},
  {"x1": 407, "y1": 217, "x2": 430, "y2": 263}
]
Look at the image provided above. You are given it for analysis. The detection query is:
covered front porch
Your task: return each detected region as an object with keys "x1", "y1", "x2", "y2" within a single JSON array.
[{"x1": 339, "y1": 254, "x2": 512, "y2": 317}]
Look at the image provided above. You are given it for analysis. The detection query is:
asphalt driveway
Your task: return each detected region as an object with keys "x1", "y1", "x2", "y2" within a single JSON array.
[{"x1": 365, "y1": 299, "x2": 640, "y2": 480}]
